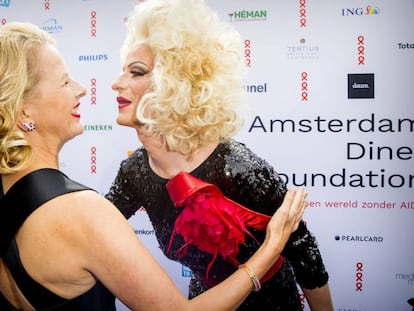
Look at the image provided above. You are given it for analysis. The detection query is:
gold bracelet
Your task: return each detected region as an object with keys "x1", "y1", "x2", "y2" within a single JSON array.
[{"x1": 239, "y1": 264, "x2": 261, "y2": 292}]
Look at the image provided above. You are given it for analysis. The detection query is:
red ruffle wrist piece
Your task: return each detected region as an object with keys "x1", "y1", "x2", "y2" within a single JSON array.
[{"x1": 166, "y1": 171, "x2": 284, "y2": 283}]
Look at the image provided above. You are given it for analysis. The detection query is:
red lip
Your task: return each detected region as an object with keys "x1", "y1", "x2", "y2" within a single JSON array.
[
  {"x1": 72, "y1": 102, "x2": 81, "y2": 118},
  {"x1": 117, "y1": 96, "x2": 132, "y2": 109}
]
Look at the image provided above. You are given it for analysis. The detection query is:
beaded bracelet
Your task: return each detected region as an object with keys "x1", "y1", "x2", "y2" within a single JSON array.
[{"x1": 239, "y1": 264, "x2": 261, "y2": 292}]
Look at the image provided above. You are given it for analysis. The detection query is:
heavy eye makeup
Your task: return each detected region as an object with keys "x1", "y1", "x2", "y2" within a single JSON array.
[{"x1": 127, "y1": 61, "x2": 151, "y2": 77}]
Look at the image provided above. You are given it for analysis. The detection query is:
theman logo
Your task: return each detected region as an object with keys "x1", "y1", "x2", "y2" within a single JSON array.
[
  {"x1": 0, "y1": 0, "x2": 10, "y2": 7},
  {"x1": 41, "y1": 19, "x2": 63, "y2": 33},
  {"x1": 287, "y1": 38, "x2": 319, "y2": 60},
  {"x1": 348, "y1": 73, "x2": 375, "y2": 98},
  {"x1": 342, "y1": 6, "x2": 380, "y2": 16},
  {"x1": 334, "y1": 235, "x2": 384, "y2": 242},
  {"x1": 228, "y1": 9, "x2": 267, "y2": 22}
]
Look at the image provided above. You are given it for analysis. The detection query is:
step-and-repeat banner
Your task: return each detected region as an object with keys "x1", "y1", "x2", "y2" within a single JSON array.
[{"x1": 1, "y1": 0, "x2": 413, "y2": 310}]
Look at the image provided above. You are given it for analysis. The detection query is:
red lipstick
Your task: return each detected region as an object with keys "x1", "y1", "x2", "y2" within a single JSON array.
[
  {"x1": 72, "y1": 102, "x2": 81, "y2": 118},
  {"x1": 117, "y1": 96, "x2": 132, "y2": 109}
]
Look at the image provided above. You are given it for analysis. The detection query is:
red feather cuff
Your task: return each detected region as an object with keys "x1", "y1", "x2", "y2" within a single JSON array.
[{"x1": 166, "y1": 171, "x2": 284, "y2": 284}]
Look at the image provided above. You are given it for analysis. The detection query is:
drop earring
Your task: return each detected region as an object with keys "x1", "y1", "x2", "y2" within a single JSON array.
[{"x1": 19, "y1": 121, "x2": 36, "y2": 132}]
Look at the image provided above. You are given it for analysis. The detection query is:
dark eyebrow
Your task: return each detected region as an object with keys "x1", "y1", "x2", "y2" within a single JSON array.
[{"x1": 127, "y1": 61, "x2": 150, "y2": 70}]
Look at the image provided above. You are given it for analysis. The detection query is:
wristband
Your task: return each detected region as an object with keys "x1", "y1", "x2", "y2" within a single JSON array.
[{"x1": 239, "y1": 264, "x2": 261, "y2": 292}]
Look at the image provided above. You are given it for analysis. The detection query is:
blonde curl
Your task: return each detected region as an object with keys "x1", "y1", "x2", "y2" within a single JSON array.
[
  {"x1": 123, "y1": 0, "x2": 247, "y2": 157},
  {"x1": 0, "y1": 22, "x2": 54, "y2": 174}
]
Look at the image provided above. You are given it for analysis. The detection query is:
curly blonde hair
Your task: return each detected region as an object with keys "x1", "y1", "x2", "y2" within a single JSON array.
[
  {"x1": 0, "y1": 22, "x2": 55, "y2": 174},
  {"x1": 122, "y1": 0, "x2": 247, "y2": 157}
]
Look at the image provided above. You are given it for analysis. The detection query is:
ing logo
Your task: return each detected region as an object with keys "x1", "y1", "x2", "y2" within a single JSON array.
[
  {"x1": 342, "y1": 6, "x2": 380, "y2": 16},
  {"x1": 365, "y1": 6, "x2": 380, "y2": 15}
]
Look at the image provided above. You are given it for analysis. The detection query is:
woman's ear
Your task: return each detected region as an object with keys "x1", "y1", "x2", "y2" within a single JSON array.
[{"x1": 17, "y1": 108, "x2": 36, "y2": 132}]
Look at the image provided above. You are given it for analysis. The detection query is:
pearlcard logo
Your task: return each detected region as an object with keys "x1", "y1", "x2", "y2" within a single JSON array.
[
  {"x1": 347, "y1": 73, "x2": 375, "y2": 99},
  {"x1": 41, "y1": 19, "x2": 63, "y2": 33},
  {"x1": 228, "y1": 9, "x2": 267, "y2": 22},
  {"x1": 0, "y1": 0, "x2": 10, "y2": 7},
  {"x1": 334, "y1": 234, "x2": 383, "y2": 243}
]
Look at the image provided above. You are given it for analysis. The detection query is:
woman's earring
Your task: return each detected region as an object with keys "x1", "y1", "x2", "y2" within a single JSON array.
[{"x1": 18, "y1": 121, "x2": 36, "y2": 132}]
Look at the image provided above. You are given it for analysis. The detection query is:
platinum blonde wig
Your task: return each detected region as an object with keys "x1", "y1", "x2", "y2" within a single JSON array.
[
  {"x1": 0, "y1": 22, "x2": 55, "y2": 174},
  {"x1": 122, "y1": 0, "x2": 247, "y2": 156}
]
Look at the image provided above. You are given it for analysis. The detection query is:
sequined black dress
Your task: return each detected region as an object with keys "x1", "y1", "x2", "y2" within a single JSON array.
[{"x1": 106, "y1": 139, "x2": 329, "y2": 310}]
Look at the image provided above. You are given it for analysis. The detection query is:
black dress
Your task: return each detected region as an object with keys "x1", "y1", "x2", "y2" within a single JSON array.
[
  {"x1": 0, "y1": 169, "x2": 116, "y2": 311},
  {"x1": 106, "y1": 139, "x2": 329, "y2": 310}
]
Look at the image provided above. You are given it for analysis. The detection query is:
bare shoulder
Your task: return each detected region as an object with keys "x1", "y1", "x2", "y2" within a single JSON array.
[
  {"x1": 46, "y1": 189, "x2": 128, "y2": 234},
  {"x1": 23, "y1": 189, "x2": 128, "y2": 246},
  {"x1": 54, "y1": 189, "x2": 118, "y2": 216}
]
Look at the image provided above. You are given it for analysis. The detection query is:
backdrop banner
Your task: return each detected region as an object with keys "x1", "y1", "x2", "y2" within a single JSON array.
[{"x1": 1, "y1": 1, "x2": 413, "y2": 310}]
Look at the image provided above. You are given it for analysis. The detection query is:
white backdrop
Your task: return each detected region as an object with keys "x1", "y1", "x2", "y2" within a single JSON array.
[{"x1": 1, "y1": 1, "x2": 413, "y2": 310}]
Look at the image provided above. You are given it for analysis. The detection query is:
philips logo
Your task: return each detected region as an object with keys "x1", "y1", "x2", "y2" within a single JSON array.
[{"x1": 78, "y1": 54, "x2": 108, "y2": 62}]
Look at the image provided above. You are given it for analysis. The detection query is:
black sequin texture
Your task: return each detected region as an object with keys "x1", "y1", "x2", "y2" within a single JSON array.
[{"x1": 105, "y1": 139, "x2": 329, "y2": 310}]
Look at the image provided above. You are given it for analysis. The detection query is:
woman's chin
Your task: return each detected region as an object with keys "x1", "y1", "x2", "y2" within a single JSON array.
[{"x1": 116, "y1": 115, "x2": 140, "y2": 128}]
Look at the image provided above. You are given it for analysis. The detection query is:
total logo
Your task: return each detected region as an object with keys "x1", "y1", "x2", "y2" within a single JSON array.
[
  {"x1": 398, "y1": 43, "x2": 414, "y2": 49},
  {"x1": 341, "y1": 6, "x2": 380, "y2": 16}
]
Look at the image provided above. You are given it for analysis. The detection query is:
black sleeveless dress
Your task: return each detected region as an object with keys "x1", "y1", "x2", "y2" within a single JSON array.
[{"x1": 0, "y1": 168, "x2": 116, "y2": 311}]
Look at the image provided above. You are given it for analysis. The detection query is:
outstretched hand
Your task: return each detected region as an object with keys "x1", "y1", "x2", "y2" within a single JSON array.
[{"x1": 266, "y1": 187, "x2": 308, "y2": 246}]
